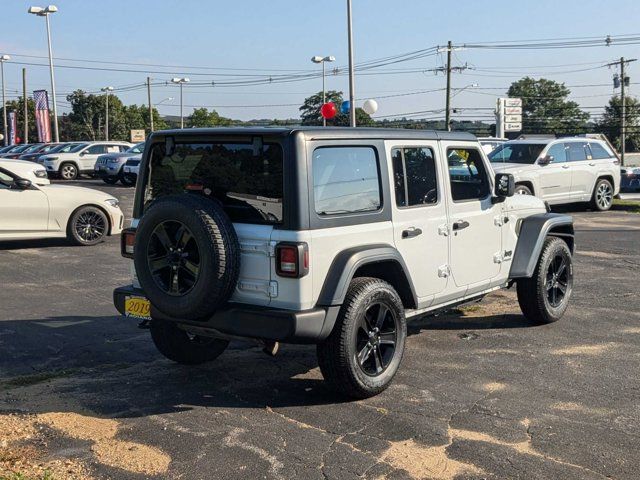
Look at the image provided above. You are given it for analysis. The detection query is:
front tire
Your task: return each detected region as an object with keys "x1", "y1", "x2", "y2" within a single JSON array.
[
  {"x1": 119, "y1": 171, "x2": 136, "y2": 187},
  {"x1": 517, "y1": 237, "x2": 573, "y2": 324},
  {"x1": 150, "y1": 319, "x2": 229, "y2": 365},
  {"x1": 591, "y1": 178, "x2": 614, "y2": 211},
  {"x1": 67, "y1": 206, "x2": 109, "y2": 246},
  {"x1": 317, "y1": 277, "x2": 407, "y2": 399},
  {"x1": 59, "y1": 162, "x2": 78, "y2": 180}
]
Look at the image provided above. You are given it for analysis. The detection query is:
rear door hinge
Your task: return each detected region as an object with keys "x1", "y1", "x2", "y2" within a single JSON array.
[
  {"x1": 438, "y1": 265, "x2": 450, "y2": 278},
  {"x1": 438, "y1": 224, "x2": 450, "y2": 236},
  {"x1": 493, "y1": 252, "x2": 503, "y2": 264},
  {"x1": 494, "y1": 215, "x2": 504, "y2": 227},
  {"x1": 268, "y1": 281, "x2": 278, "y2": 298}
]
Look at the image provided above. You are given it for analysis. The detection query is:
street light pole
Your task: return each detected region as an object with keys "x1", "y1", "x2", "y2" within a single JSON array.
[
  {"x1": 101, "y1": 86, "x2": 113, "y2": 141},
  {"x1": 29, "y1": 6, "x2": 59, "y2": 142},
  {"x1": 311, "y1": 55, "x2": 335, "y2": 127},
  {"x1": 0, "y1": 55, "x2": 9, "y2": 146},
  {"x1": 346, "y1": 0, "x2": 356, "y2": 127},
  {"x1": 172, "y1": 78, "x2": 190, "y2": 129}
]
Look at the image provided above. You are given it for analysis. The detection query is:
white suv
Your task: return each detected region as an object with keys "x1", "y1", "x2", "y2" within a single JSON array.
[
  {"x1": 489, "y1": 137, "x2": 621, "y2": 211},
  {"x1": 113, "y1": 128, "x2": 575, "y2": 398},
  {"x1": 41, "y1": 141, "x2": 132, "y2": 180}
]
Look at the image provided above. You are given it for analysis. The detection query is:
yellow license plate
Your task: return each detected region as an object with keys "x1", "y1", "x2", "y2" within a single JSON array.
[{"x1": 124, "y1": 296, "x2": 151, "y2": 319}]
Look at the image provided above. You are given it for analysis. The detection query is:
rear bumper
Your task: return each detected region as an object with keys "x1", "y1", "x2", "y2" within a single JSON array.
[{"x1": 113, "y1": 285, "x2": 338, "y2": 344}]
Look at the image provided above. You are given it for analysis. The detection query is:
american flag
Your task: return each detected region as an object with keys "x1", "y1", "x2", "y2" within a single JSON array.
[{"x1": 33, "y1": 90, "x2": 51, "y2": 142}]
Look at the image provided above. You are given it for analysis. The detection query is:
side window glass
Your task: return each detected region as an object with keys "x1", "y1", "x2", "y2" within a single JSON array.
[
  {"x1": 313, "y1": 146, "x2": 381, "y2": 215},
  {"x1": 87, "y1": 145, "x2": 106, "y2": 155},
  {"x1": 589, "y1": 142, "x2": 611, "y2": 159},
  {"x1": 0, "y1": 170, "x2": 13, "y2": 188},
  {"x1": 392, "y1": 147, "x2": 438, "y2": 207},
  {"x1": 447, "y1": 148, "x2": 490, "y2": 202},
  {"x1": 565, "y1": 143, "x2": 588, "y2": 162},
  {"x1": 546, "y1": 143, "x2": 567, "y2": 163}
]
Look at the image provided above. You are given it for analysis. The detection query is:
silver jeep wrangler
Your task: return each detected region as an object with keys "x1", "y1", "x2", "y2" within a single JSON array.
[{"x1": 114, "y1": 127, "x2": 574, "y2": 398}]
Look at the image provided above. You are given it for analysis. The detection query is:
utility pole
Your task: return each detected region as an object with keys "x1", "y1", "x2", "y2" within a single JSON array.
[
  {"x1": 445, "y1": 40, "x2": 452, "y2": 131},
  {"x1": 22, "y1": 68, "x2": 28, "y2": 144},
  {"x1": 436, "y1": 42, "x2": 468, "y2": 131},
  {"x1": 608, "y1": 57, "x2": 636, "y2": 166},
  {"x1": 346, "y1": 0, "x2": 356, "y2": 127},
  {"x1": 147, "y1": 76, "x2": 154, "y2": 133}
]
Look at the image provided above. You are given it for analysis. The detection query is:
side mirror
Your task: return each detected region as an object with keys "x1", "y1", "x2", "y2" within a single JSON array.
[
  {"x1": 12, "y1": 178, "x2": 32, "y2": 190},
  {"x1": 538, "y1": 155, "x2": 553, "y2": 166},
  {"x1": 494, "y1": 173, "x2": 515, "y2": 198}
]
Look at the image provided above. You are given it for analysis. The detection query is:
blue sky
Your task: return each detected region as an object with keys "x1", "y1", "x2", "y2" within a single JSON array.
[{"x1": 1, "y1": 0, "x2": 639, "y2": 122}]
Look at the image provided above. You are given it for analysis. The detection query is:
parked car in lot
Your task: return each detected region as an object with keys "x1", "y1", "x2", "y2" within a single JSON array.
[
  {"x1": 0, "y1": 144, "x2": 42, "y2": 159},
  {"x1": 114, "y1": 127, "x2": 574, "y2": 398},
  {"x1": 0, "y1": 159, "x2": 50, "y2": 185},
  {"x1": 41, "y1": 141, "x2": 132, "y2": 180},
  {"x1": 121, "y1": 156, "x2": 141, "y2": 185},
  {"x1": 0, "y1": 161, "x2": 123, "y2": 245},
  {"x1": 94, "y1": 142, "x2": 145, "y2": 186},
  {"x1": 489, "y1": 137, "x2": 621, "y2": 211},
  {"x1": 621, "y1": 166, "x2": 640, "y2": 191},
  {"x1": 478, "y1": 137, "x2": 507, "y2": 155},
  {"x1": 18, "y1": 142, "x2": 63, "y2": 162}
]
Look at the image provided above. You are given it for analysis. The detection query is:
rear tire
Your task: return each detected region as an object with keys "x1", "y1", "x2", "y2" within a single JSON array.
[
  {"x1": 317, "y1": 277, "x2": 406, "y2": 399},
  {"x1": 591, "y1": 178, "x2": 614, "y2": 211},
  {"x1": 517, "y1": 237, "x2": 573, "y2": 324},
  {"x1": 515, "y1": 184, "x2": 533, "y2": 196},
  {"x1": 67, "y1": 206, "x2": 109, "y2": 246},
  {"x1": 150, "y1": 319, "x2": 228, "y2": 365}
]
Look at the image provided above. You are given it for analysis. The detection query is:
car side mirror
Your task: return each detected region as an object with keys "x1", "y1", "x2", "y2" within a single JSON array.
[
  {"x1": 538, "y1": 155, "x2": 553, "y2": 166},
  {"x1": 12, "y1": 178, "x2": 32, "y2": 190},
  {"x1": 494, "y1": 173, "x2": 515, "y2": 198}
]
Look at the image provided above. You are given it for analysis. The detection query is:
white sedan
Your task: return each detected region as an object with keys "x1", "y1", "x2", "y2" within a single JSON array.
[{"x1": 0, "y1": 162, "x2": 124, "y2": 245}]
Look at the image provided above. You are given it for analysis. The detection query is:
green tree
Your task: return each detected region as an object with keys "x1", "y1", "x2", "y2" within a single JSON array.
[
  {"x1": 299, "y1": 90, "x2": 374, "y2": 126},
  {"x1": 507, "y1": 77, "x2": 589, "y2": 135},
  {"x1": 596, "y1": 95, "x2": 640, "y2": 151},
  {"x1": 0, "y1": 97, "x2": 38, "y2": 142},
  {"x1": 187, "y1": 107, "x2": 232, "y2": 128}
]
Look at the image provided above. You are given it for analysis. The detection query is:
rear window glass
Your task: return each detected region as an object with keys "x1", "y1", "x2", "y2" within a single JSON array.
[
  {"x1": 588, "y1": 142, "x2": 612, "y2": 159},
  {"x1": 312, "y1": 146, "x2": 381, "y2": 215},
  {"x1": 146, "y1": 142, "x2": 283, "y2": 224}
]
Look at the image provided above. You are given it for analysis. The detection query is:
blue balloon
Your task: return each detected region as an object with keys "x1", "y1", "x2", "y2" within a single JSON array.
[{"x1": 340, "y1": 101, "x2": 350, "y2": 115}]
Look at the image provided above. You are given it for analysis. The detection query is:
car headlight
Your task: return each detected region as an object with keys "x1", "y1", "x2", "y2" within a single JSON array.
[
  {"x1": 34, "y1": 170, "x2": 48, "y2": 178},
  {"x1": 105, "y1": 198, "x2": 119, "y2": 208},
  {"x1": 44, "y1": 156, "x2": 58, "y2": 162}
]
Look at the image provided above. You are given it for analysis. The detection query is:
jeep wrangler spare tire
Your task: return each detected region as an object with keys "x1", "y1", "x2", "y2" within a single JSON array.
[{"x1": 134, "y1": 194, "x2": 240, "y2": 320}]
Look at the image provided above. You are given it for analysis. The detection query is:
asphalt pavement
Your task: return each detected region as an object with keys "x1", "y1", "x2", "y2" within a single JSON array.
[{"x1": 1, "y1": 179, "x2": 639, "y2": 480}]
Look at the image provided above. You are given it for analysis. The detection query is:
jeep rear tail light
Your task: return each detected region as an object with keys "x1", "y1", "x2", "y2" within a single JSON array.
[
  {"x1": 275, "y1": 242, "x2": 309, "y2": 278},
  {"x1": 121, "y1": 228, "x2": 136, "y2": 258}
]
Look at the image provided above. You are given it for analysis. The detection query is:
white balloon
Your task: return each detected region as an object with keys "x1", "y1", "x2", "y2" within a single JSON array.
[{"x1": 362, "y1": 99, "x2": 378, "y2": 115}]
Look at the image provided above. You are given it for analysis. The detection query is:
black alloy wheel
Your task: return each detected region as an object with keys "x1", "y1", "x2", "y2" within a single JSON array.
[
  {"x1": 546, "y1": 252, "x2": 570, "y2": 308},
  {"x1": 147, "y1": 220, "x2": 200, "y2": 296},
  {"x1": 356, "y1": 302, "x2": 399, "y2": 376}
]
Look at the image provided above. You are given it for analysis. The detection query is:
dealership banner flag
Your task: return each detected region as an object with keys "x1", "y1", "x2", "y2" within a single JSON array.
[
  {"x1": 33, "y1": 89, "x2": 52, "y2": 142},
  {"x1": 8, "y1": 111, "x2": 17, "y2": 145}
]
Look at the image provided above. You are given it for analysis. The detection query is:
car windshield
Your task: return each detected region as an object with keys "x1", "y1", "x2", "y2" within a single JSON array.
[
  {"x1": 11, "y1": 145, "x2": 31, "y2": 153},
  {"x1": 146, "y1": 141, "x2": 284, "y2": 224},
  {"x1": 127, "y1": 142, "x2": 145, "y2": 154},
  {"x1": 488, "y1": 143, "x2": 546, "y2": 164},
  {"x1": 23, "y1": 144, "x2": 43, "y2": 153}
]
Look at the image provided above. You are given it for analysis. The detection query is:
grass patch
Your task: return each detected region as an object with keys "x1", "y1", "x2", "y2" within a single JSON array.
[
  {"x1": 1, "y1": 370, "x2": 76, "y2": 389},
  {"x1": 613, "y1": 199, "x2": 640, "y2": 213}
]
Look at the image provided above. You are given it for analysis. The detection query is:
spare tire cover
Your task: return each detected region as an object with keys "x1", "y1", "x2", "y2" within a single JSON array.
[{"x1": 134, "y1": 194, "x2": 240, "y2": 319}]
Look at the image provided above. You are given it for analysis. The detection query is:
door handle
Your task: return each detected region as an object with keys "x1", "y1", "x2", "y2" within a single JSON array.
[
  {"x1": 402, "y1": 227, "x2": 422, "y2": 239},
  {"x1": 562, "y1": 165, "x2": 570, "y2": 169},
  {"x1": 452, "y1": 220, "x2": 470, "y2": 231},
  {"x1": 589, "y1": 162, "x2": 596, "y2": 166}
]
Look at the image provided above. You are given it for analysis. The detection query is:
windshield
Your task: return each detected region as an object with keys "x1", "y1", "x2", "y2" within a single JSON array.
[
  {"x1": 146, "y1": 141, "x2": 284, "y2": 224},
  {"x1": 128, "y1": 142, "x2": 145, "y2": 154},
  {"x1": 11, "y1": 145, "x2": 31, "y2": 153},
  {"x1": 489, "y1": 143, "x2": 546, "y2": 164}
]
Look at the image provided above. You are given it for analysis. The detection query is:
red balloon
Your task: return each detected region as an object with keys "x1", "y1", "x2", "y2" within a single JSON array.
[{"x1": 320, "y1": 102, "x2": 337, "y2": 119}]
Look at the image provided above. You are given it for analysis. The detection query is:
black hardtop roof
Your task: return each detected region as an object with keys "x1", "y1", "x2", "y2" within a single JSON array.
[{"x1": 152, "y1": 126, "x2": 477, "y2": 142}]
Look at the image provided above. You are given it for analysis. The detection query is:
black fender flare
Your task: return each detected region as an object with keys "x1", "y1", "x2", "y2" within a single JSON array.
[
  {"x1": 316, "y1": 244, "x2": 418, "y2": 307},
  {"x1": 509, "y1": 213, "x2": 575, "y2": 279}
]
